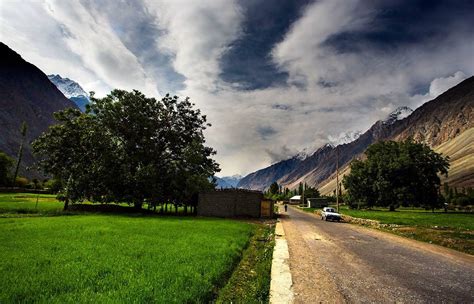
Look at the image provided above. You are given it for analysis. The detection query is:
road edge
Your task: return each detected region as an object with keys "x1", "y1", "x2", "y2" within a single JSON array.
[{"x1": 270, "y1": 219, "x2": 294, "y2": 304}]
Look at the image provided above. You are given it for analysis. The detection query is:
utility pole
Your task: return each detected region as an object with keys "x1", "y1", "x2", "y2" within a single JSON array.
[{"x1": 336, "y1": 145, "x2": 339, "y2": 212}]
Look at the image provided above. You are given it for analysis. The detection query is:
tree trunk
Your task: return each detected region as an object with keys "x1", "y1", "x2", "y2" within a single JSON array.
[
  {"x1": 63, "y1": 199, "x2": 69, "y2": 211},
  {"x1": 184, "y1": 205, "x2": 187, "y2": 214},
  {"x1": 134, "y1": 202, "x2": 143, "y2": 210},
  {"x1": 389, "y1": 205, "x2": 395, "y2": 211},
  {"x1": 12, "y1": 143, "x2": 24, "y2": 186}
]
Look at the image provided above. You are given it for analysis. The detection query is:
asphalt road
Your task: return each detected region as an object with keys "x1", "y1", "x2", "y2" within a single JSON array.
[{"x1": 281, "y1": 206, "x2": 474, "y2": 303}]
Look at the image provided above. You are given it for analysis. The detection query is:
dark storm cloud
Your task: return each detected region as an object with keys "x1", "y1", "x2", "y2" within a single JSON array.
[
  {"x1": 257, "y1": 125, "x2": 278, "y2": 140},
  {"x1": 322, "y1": 0, "x2": 474, "y2": 54},
  {"x1": 219, "y1": 0, "x2": 313, "y2": 90}
]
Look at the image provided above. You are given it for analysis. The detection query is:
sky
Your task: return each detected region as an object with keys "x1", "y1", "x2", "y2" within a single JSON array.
[{"x1": 1, "y1": 0, "x2": 473, "y2": 176}]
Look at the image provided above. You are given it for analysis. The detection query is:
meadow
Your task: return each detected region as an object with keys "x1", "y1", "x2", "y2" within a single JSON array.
[
  {"x1": 0, "y1": 193, "x2": 262, "y2": 303},
  {"x1": 304, "y1": 205, "x2": 473, "y2": 254}
]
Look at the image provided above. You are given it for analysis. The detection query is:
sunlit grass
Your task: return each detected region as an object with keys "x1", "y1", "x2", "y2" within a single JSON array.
[{"x1": 0, "y1": 214, "x2": 254, "y2": 303}]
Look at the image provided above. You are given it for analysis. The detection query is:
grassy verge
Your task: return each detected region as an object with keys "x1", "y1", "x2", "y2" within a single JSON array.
[
  {"x1": 298, "y1": 206, "x2": 473, "y2": 254},
  {"x1": 216, "y1": 222, "x2": 275, "y2": 304},
  {"x1": 0, "y1": 193, "x2": 258, "y2": 303},
  {"x1": 339, "y1": 206, "x2": 473, "y2": 254}
]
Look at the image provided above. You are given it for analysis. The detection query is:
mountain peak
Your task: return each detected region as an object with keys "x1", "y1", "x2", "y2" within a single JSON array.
[
  {"x1": 48, "y1": 74, "x2": 88, "y2": 99},
  {"x1": 383, "y1": 106, "x2": 413, "y2": 125},
  {"x1": 48, "y1": 74, "x2": 90, "y2": 111}
]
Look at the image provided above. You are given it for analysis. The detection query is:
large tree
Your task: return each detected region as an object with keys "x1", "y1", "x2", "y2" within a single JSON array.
[
  {"x1": 33, "y1": 90, "x2": 219, "y2": 210},
  {"x1": 343, "y1": 140, "x2": 449, "y2": 211},
  {"x1": 0, "y1": 151, "x2": 14, "y2": 187}
]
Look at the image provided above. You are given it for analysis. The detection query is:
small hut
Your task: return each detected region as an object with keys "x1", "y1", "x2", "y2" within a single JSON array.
[{"x1": 289, "y1": 195, "x2": 301, "y2": 205}]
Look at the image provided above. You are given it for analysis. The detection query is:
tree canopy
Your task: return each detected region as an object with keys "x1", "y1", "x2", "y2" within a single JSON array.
[
  {"x1": 0, "y1": 151, "x2": 13, "y2": 186},
  {"x1": 343, "y1": 140, "x2": 449, "y2": 211},
  {"x1": 33, "y1": 90, "x2": 219, "y2": 210}
]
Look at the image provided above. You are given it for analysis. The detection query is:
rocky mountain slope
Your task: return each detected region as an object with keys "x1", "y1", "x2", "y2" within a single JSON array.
[
  {"x1": 238, "y1": 76, "x2": 474, "y2": 190},
  {"x1": 48, "y1": 74, "x2": 90, "y2": 112},
  {"x1": 0, "y1": 43, "x2": 78, "y2": 178}
]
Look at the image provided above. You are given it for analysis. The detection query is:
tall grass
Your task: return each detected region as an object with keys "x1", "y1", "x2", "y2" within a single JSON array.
[{"x1": 0, "y1": 214, "x2": 254, "y2": 302}]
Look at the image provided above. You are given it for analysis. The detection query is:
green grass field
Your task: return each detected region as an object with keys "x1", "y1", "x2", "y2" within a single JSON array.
[
  {"x1": 302, "y1": 205, "x2": 473, "y2": 254},
  {"x1": 0, "y1": 193, "x2": 260, "y2": 303},
  {"x1": 0, "y1": 193, "x2": 64, "y2": 214},
  {"x1": 340, "y1": 206, "x2": 474, "y2": 230}
]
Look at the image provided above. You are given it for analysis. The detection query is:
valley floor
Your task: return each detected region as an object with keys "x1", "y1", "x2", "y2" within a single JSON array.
[{"x1": 0, "y1": 193, "x2": 271, "y2": 303}]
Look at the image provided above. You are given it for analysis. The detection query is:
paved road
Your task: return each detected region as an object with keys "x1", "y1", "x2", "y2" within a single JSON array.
[{"x1": 281, "y1": 206, "x2": 474, "y2": 303}]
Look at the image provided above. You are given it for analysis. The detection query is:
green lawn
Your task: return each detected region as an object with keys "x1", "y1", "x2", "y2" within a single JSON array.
[
  {"x1": 340, "y1": 206, "x2": 474, "y2": 230},
  {"x1": 299, "y1": 205, "x2": 473, "y2": 253},
  {"x1": 0, "y1": 194, "x2": 258, "y2": 303},
  {"x1": 0, "y1": 193, "x2": 64, "y2": 214},
  {"x1": 339, "y1": 206, "x2": 474, "y2": 254}
]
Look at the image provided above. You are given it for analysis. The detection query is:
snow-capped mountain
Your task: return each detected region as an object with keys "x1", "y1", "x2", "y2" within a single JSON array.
[
  {"x1": 48, "y1": 74, "x2": 89, "y2": 111},
  {"x1": 215, "y1": 175, "x2": 242, "y2": 188},
  {"x1": 327, "y1": 130, "x2": 362, "y2": 146},
  {"x1": 383, "y1": 106, "x2": 413, "y2": 125}
]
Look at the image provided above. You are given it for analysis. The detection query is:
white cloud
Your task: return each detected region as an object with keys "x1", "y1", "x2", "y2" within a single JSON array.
[
  {"x1": 43, "y1": 0, "x2": 158, "y2": 97},
  {"x1": 1, "y1": 0, "x2": 472, "y2": 177},
  {"x1": 144, "y1": 0, "x2": 243, "y2": 92}
]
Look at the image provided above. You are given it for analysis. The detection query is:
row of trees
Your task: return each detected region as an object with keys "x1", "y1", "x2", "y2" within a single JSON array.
[
  {"x1": 33, "y1": 90, "x2": 220, "y2": 211},
  {"x1": 343, "y1": 140, "x2": 450, "y2": 211},
  {"x1": 443, "y1": 183, "x2": 474, "y2": 207},
  {"x1": 265, "y1": 181, "x2": 320, "y2": 201}
]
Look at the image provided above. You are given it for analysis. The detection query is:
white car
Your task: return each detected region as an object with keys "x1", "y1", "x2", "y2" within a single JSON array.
[{"x1": 321, "y1": 207, "x2": 341, "y2": 222}]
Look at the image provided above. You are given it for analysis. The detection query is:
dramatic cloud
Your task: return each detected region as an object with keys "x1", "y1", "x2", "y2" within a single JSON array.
[{"x1": 1, "y1": 0, "x2": 473, "y2": 176}]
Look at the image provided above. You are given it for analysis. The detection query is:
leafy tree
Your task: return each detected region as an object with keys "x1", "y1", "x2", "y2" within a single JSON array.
[
  {"x1": 343, "y1": 140, "x2": 449, "y2": 211},
  {"x1": 33, "y1": 90, "x2": 219, "y2": 211},
  {"x1": 298, "y1": 182, "x2": 303, "y2": 195},
  {"x1": 0, "y1": 151, "x2": 14, "y2": 186},
  {"x1": 304, "y1": 185, "x2": 320, "y2": 198},
  {"x1": 15, "y1": 177, "x2": 29, "y2": 188},
  {"x1": 269, "y1": 182, "x2": 279, "y2": 195},
  {"x1": 12, "y1": 122, "x2": 27, "y2": 185}
]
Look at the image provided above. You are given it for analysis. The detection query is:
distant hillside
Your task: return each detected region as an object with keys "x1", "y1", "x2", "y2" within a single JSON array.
[
  {"x1": 0, "y1": 43, "x2": 78, "y2": 178},
  {"x1": 215, "y1": 175, "x2": 243, "y2": 188},
  {"x1": 238, "y1": 76, "x2": 474, "y2": 190}
]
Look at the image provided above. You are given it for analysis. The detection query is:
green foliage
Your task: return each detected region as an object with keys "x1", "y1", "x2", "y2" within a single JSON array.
[
  {"x1": 442, "y1": 183, "x2": 474, "y2": 207},
  {"x1": 343, "y1": 140, "x2": 449, "y2": 210},
  {"x1": 44, "y1": 178, "x2": 63, "y2": 193},
  {"x1": 33, "y1": 90, "x2": 219, "y2": 210},
  {"x1": 0, "y1": 214, "x2": 253, "y2": 303},
  {"x1": 217, "y1": 224, "x2": 274, "y2": 304},
  {"x1": 0, "y1": 151, "x2": 13, "y2": 186},
  {"x1": 304, "y1": 184, "x2": 320, "y2": 198},
  {"x1": 15, "y1": 177, "x2": 29, "y2": 188},
  {"x1": 12, "y1": 122, "x2": 28, "y2": 185},
  {"x1": 268, "y1": 182, "x2": 279, "y2": 195}
]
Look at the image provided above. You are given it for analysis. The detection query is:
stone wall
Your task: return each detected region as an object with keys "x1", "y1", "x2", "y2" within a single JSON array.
[{"x1": 197, "y1": 189, "x2": 263, "y2": 218}]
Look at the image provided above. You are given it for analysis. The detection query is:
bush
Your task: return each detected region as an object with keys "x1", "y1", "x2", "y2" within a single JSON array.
[
  {"x1": 15, "y1": 177, "x2": 29, "y2": 188},
  {"x1": 44, "y1": 179, "x2": 63, "y2": 193}
]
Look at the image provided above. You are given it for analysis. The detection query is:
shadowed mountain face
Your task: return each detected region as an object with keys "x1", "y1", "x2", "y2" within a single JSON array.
[
  {"x1": 0, "y1": 43, "x2": 78, "y2": 178},
  {"x1": 238, "y1": 76, "x2": 474, "y2": 190}
]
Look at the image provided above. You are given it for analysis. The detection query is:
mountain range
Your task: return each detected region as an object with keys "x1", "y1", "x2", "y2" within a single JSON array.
[
  {"x1": 238, "y1": 77, "x2": 474, "y2": 191},
  {"x1": 215, "y1": 175, "x2": 242, "y2": 188},
  {"x1": 48, "y1": 74, "x2": 90, "y2": 112},
  {"x1": 0, "y1": 43, "x2": 78, "y2": 178}
]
